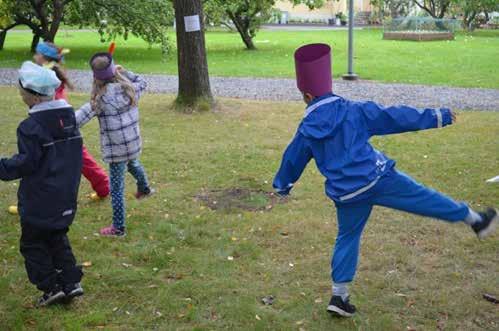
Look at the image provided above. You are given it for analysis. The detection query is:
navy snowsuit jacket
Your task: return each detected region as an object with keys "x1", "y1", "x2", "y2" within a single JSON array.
[{"x1": 0, "y1": 100, "x2": 83, "y2": 229}]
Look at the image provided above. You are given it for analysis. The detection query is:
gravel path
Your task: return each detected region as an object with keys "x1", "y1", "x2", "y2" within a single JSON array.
[{"x1": 1, "y1": 68, "x2": 497, "y2": 111}]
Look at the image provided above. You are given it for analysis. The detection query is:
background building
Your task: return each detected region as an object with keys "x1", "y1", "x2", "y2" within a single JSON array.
[{"x1": 275, "y1": 0, "x2": 373, "y2": 24}]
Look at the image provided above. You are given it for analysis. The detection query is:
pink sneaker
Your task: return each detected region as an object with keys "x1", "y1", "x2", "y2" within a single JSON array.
[
  {"x1": 100, "y1": 225, "x2": 126, "y2": 237},
  {"x1": 135, "y1": 188, "x2": 155, "y2": 200}
]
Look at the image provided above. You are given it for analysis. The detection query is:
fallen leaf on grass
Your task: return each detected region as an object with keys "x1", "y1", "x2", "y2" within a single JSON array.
[
  {"x1": 406, "y1": 299, "x2": 416, "y2": 308},
  {"x1": 314, "y1": 298, "x2": 322, "y2": 303},
  {"x1": 296, "y1": 320, "x2": 305, "y2": 325},
  {"x1": 255, "y1": 314, "x2": 261, "y2": 321},
  {"x1": 437, "y1": 318, "x2": 446, "y2": 330},
  {"x1": 22, "y1": 301, "x2": 35, "y2": 309},
  {"x1": 122, "y1": 263, "x2": 132, "y2": 268},
  {"x1": 227, "y1": 256, "x2": 234, "y2": 261},
  {"x1": 82, "y1": 261, "x2": 92, "y2": 267}
]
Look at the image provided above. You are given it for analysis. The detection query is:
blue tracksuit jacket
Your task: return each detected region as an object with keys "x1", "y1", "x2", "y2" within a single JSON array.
[{"x1": 273, "y1": 93, "x2": 453, "y2": 203}]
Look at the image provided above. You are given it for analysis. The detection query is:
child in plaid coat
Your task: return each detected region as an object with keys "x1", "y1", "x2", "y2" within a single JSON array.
[{"x1": 76, "y1": 52, "x2": 154, "y2": 237}]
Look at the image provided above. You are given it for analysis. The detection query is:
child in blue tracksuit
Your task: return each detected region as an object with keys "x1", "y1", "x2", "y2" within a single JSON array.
[{"x1": 273, "y1": 44, "x2": 497, "y2": 317}]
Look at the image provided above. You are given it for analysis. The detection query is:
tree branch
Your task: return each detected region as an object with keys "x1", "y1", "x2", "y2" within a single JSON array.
[
  {"x1": 14, "y1": 15, "x2": 44, "y2": 37},
  {"x1": 1, "y1": 23, "x2": 19, "y2": 33}
]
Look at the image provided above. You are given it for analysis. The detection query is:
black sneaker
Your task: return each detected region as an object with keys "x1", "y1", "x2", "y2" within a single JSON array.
[
  {"x1": 37, "y1": 287, "x2": 65, "y2": 307},
  {"x1": 63, "y1": 283, "x2": 84, "y2": 303},
  {"x1": 472, "y1": 208, "x2": 498, "y2": 239},
  {"x1": 327, "y1": 295, "x2": 356, "y2": 317}
]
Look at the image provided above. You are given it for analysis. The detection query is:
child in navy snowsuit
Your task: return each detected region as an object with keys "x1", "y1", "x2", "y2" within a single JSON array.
[
  {"x1": 0, "y1": 62, "x2": 84, "y2": 306},
  {"x1": 273, "y1": 44, "x2": 497, "y2": 317}
]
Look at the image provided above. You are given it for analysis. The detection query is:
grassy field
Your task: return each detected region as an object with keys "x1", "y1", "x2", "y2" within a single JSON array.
[
  {"x1": 0, "y1": 86, "x2": 498, "y2": 330},
  {"x1": 1, "y1": 28, "x2": 499, "y2": 89}
]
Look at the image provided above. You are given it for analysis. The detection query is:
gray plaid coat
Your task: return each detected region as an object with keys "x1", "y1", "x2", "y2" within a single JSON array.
[{"x1": 76, "y1": 71, "x2": 147, "y2": 163}]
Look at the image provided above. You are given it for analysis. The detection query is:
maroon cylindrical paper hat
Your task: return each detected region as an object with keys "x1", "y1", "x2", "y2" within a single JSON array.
[{"x1": 294, "y1": 43, "x2": 332, "y2": 97}]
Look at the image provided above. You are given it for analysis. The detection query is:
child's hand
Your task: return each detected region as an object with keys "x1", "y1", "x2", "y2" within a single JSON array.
[
  {"x1": 450, "y1": 110, "x2": 457, "y2": 123},
  {"x1": 115, "y1": 64, "x2": 124, "y2": 72}
]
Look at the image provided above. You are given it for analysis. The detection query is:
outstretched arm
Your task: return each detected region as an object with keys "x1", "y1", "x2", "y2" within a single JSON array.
[
  {"x1": 120, "y1": 69, "x2": 147, "y2": 99},
  {"x1": 0, "y1": 125, "x2": 43, "y2": 181},
  {"x1": 75, "y1": 102, "x2": 96, "y2": 128},
  {"x1": 353, "y1": 100, "x2": 454, "y2": 136},
  {"x1": 273, "y1": 132, "x2": 313, "y2": 196}
]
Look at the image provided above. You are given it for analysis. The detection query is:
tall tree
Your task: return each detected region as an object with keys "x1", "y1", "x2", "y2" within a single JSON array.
[
  {"x1": 452, "y1": 0, "x2": 499, "y2": 30},
  {"x1": 0, "y1": 0, "x2": 173, "y2": 53},
  {"x1": 0, "y1": 0, "x2": 16, "y2": 50},
  {"x1": 204, "y1": 0, "x2": 275, "y2": 50},
  {"x1": 370, "y1": 0, "x2": 413, "y2": 19},
  {"x1": 204, "y1": 0, "x2": 325, "y2": 50},
  {"x1": 173, "y1": 0, "x2": 213, "y2": 108},
  {"x1": 0, "y1": 0, "x2": 67, "y2": 52},
  {"x1": 412, "y1": 0, "x2": 451, "y2": 18},
  {"x1": 66, "y1": 0, "x2": 173, "y2": 54}
]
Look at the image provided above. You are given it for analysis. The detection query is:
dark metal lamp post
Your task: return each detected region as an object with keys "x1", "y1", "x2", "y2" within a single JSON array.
[{"x1": 342, "y1": 0, "x2": 359, "y2": 81}]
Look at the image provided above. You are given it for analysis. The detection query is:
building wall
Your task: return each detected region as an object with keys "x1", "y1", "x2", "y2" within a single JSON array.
[{"x1": 275, "y1": 0, "x2": 372, "y2": 22}]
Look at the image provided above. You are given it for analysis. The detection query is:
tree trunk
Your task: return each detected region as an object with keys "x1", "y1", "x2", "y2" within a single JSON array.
[
  {"x1": 0, "y1": 30, "x2": 7, "y2": 51},
  {"x1": 238, "y1": 27, "x2": 256, "y2": 50},
  {"x1": 463, "y1": 11, "x2": 477, "y2": 31},
  {"x1": 173, "y1": 0, "x2": 213, "y2": 108},
  {"x1": 30, "y1": 34, "x2": 40, "y2": 53},
  {"x1": 48, "y1": 0, "x2": 65, "y2": 42},
  {"x1": 229, "y1": 14, "x2": 256, "y2": 50}
]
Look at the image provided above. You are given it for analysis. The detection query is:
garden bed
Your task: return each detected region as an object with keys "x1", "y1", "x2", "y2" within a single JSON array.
[{"x1": 383, "y1": 31, "x2": 454, "y2": 41}]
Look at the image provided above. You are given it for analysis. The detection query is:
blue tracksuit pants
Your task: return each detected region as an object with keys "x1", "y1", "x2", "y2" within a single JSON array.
[{"x1": 331, "y1": 169, "x2": 470, "y2": 284}]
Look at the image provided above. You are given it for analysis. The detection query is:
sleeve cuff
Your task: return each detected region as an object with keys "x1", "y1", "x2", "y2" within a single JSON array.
[
  {"x1": 274, "y1": 183, "x2": 293, "y2": 196},
  {"x1": 440, "y1": 108, "x2": 453, "y2": 127},
  {"x1": 123, "y1": 71, "x2": 138, "y2": 82}
]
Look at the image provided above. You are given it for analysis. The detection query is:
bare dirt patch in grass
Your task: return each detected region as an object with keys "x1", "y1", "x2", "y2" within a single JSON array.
[{"x1": 196, "y1": 187, "x2": 285, "y2": 212}]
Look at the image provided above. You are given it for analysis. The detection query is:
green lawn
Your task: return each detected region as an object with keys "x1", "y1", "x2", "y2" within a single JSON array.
[
  {"x1": 0, "y1": 87, "x2": 498, "y2": 330},
  {"x1": 1, "y1": 28, "x2": 499, "y2": 88}
]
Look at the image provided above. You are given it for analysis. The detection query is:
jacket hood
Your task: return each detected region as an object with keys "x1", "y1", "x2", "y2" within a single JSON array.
[
  {"x1": 29, "y1": 99, "x2": 76, "y2": 140},
  {"x1": 298, "y1": 94, "x2": 346, "y2": 139}
]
